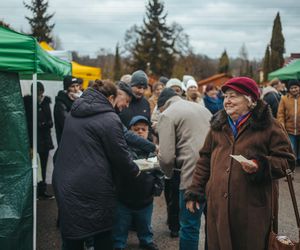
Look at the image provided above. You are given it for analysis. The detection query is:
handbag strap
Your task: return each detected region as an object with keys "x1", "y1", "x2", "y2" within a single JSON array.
[
  {"x1": 270, "y1": 165, "x2": 300, "y2": 240},
  {"x1": 283, "y1": 166, "x2": 300, "y2": 240}
]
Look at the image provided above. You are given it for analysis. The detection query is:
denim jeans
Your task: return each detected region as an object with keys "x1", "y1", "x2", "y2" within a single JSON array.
[
  {"x1": 113, "y1": 202, "x2": 154, "y2": 248},
  {"x1": 288, "y1": 134, "x2": 300, "y2": 160},
  {"x1": 179, "y1": 190, "x2": 204, "y2": 250}
]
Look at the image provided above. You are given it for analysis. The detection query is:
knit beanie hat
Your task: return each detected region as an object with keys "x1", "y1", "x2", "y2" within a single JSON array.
[
  {"x1": 287, "y1": 79, "x2": 300, "y2": 90},
  {"x1": 157, "y1": 88, "x2": 177, "y2": 108},
  {"x1": 120, "y1": 74, "x2": 132, "y2": 84},
  {"x1": 221, "y1": 77, "x2": 260, "y2": 101},
  {"x1": 63, "y1": 76, "x2": 80, "y2": 90},
  {"x1": 182, "y1": 75, "x2": 195, "y2": 87},
  {"x1": 166, "y1": 78, "x2": 183, "y2": 90},
  {"x1": 186, "y1": 79, "x2": 198, "y2": 90},
  {"x1": 116, "y1": 81, "x2": 133, "y2": 97},
  {"x1": 130, "y1": 70, "x2": 148, "y2": 88},
  {"x1": 159, "y1": 76, "x2": 169, "y2": 85}
]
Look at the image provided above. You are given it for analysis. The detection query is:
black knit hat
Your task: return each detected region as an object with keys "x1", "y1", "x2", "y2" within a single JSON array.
[
  {"x1": 159, "y1": 76, "x2": 169, "y2": 85},
  {"x1": 157, "y1": 88, "x2": 177, "y2": 108},
  {"x1": 130, "y1": 70, "x2": 148, "y2": 88},
  {"x1": 63, "y1": 75, "x2": 80, "y2": 90},
  {"x1": 116, "y1": 81, "x2": 133, "y2": 97},
  {"x1": 287, "y1": 79, "x2": 300, "y2": 90}
]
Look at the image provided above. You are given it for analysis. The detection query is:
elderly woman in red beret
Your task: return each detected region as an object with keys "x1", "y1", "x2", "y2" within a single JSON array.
[{"x1": 185, "y1": 77, "x2": 295, "y2": 250}]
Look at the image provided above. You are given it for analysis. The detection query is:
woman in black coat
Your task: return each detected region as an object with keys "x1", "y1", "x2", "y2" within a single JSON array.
[{"x1": 52, "y1": 80, "x2": 141, "y2": 250}]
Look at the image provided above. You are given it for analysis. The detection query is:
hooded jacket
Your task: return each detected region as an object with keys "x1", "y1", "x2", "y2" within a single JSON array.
[{"x1": 52, "y1": 88, "x2": 139, "y2": 239}]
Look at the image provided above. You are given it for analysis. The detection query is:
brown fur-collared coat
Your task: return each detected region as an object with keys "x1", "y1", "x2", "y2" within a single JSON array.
[{"x1": 186, "y1": 100, "x2": 295, "y2": 250}]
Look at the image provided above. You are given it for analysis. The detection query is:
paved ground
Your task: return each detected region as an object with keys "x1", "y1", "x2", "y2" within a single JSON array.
[{"x1": 37, "y1": 168, "x2": 300, "y2": 250}]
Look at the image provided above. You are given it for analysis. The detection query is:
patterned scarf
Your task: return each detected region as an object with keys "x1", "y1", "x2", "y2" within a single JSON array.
[{"x1": 228, "y1": 112, "x2": 252, "y2": 138}]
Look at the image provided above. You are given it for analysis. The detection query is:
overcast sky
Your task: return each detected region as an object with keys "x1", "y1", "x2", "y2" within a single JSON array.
[{"x1": 1, "y1": 0, "x2": 299, "y2": 59}]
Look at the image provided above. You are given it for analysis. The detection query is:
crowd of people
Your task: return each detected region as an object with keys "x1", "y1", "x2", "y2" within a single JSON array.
[{"x1": 23, "y1": 71, "x2": 298, "y2": 250}]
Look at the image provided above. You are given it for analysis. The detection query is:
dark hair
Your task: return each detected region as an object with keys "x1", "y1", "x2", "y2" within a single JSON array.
[
  {"x1": 30, "y1": 81, "x2": 44, "y2": 94},
  {"x1": 92, "y1": 79, "x2": 117, "y2": 97},
  {"x1": 205, "y1": 83, "x2": 215, "y2": 93}
]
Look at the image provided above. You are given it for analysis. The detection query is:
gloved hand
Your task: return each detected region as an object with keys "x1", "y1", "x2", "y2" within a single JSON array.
[{"x1": 184, "y1": 190, "x2": 206, "y2": 213}]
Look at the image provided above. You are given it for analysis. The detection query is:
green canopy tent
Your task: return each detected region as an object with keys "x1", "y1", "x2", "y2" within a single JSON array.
[
  {"x1": 0, "y1": 26, "x2": 71, "y2": 250},
  {"x1": 268, "y1": 59, "x2": 300, "y2": 81}
]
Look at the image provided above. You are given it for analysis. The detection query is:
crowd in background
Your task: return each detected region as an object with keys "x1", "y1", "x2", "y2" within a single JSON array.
[{"x1": 23, "y1": 71, "x2": 298, "y2": 250}]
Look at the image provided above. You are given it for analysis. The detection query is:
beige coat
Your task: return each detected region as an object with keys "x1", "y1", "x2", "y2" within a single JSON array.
[
  {"x1": 277, "y1": 94, "x2": 300, "y2": 135},
  {"x1": 187, "y1": 100, "x2": 295, "y2": 250},
  {"x1": 157, "y1": 96, "x2": 212, "y2": 190}
]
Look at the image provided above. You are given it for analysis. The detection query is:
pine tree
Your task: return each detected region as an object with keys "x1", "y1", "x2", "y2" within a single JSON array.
[
  {"x1": 269, "y1": 12, "x2": 285, "y2": 71},
  {"x1": 263, "y1": 45, "x2": 271, "y2": 82},
  {"x1": 24, "y1": 0, "x2": 55, "y2": 43},
  {"x1": 238, "y1": 43, "x2": 249, "y2": 76},
  {"x1": 113, "y1": 44, "x2": 122, "y2": 81},
  {"x1": 129, "y1": 0, "x2": 177, "y2": 77},
  {"x1": 218, "y1": 50, "x2": 230, "y2": 73},
  {"x1": 0, "y1": 20, "x2": 13, "y2": 30}
]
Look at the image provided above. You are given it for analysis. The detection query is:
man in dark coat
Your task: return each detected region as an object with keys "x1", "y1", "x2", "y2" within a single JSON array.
[
  {"x1": 119, "y1": 70, "x2": 151, "y2": 128},
  {"x1": 23, "y1": 81, "x2": 54, "y2": 198},
  {"x1": 52, "y1": 80, "x2": 141, "y2": 250},
  {"x1": 54, "y1": 75, "x2": 81, "y2": 146}
]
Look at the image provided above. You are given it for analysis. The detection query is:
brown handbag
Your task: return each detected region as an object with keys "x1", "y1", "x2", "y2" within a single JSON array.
[{"x1": 268, "y1": 167, "x2": 300, "y2": 250}]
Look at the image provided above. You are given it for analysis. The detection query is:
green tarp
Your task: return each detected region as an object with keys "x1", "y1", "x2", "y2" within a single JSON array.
[
  {"x1": 268, "y1": 59, "x2": 300, "y2": 81},
  {"x1": 0, "y1": 26, "x2": 71, "y2": 250},
  {"x1": 0, "y1": 72, "x2": 33, "y2": 249},
  {"x1": 0, "y1": 26, "x2": 71, "y2": 77}
]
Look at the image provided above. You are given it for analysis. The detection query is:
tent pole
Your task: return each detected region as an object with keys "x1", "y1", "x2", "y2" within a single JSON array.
[{"x1": 32, "y1": 73, "x2": 37, "y2": 250}]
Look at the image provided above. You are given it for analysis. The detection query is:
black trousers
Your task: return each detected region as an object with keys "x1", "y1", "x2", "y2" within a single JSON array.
[
  {"x1": 39, "y1": 150, "x2": 49, "y2": 182},
  {"x1": 164, "y1": 171, "x2": 180, "y2": 232},
  {"x1": 38, "y1": 151, "x2": 49, "y2": 194},
  {"x1": 62, "y1": 230, "x2": 113, "y2": 250}
]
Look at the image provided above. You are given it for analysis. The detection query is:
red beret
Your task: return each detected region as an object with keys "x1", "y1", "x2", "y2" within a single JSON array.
[{"x1": 221, "y1": 77, "x2": 260, "y2": 101}]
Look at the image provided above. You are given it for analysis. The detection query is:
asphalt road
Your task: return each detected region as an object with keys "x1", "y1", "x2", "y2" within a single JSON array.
[{"x1": 37, "y1": 168, "x2": 300, "y2": 250}]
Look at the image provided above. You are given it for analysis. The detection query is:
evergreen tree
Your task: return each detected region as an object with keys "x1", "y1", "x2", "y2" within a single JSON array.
[
  {"x1": 247, "y1": 63, "x2": 253, "y2": 78},
  {"x1": 238, "y1": 43, "x2": 249, "y2": 76},
  {"x1": 24, "y1": 0, "x2": 55, "y2": 43},
  {"x1": 263, "y1": 45, "x2": 271, "y2": 82},
  {"x1": 0, "y1": 20, "x2": 13, "y2": 30},
  {"x1": 269, "y1": 12, "x2": 285, "y2": 71},
  {"x1": 126, "y1": 0, "x2": 178, "y2": 77},
  {"x1": 218, "y1": 50, "x2": 230, "y2": 73},
  {"x1": 113, "y1": 43, "x2": 122, "y2": 81}
]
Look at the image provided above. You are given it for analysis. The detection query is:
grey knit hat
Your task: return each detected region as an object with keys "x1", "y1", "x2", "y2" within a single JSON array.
[{"x1": 130, "y1": 70, "x2": 148, "y2": 88}]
